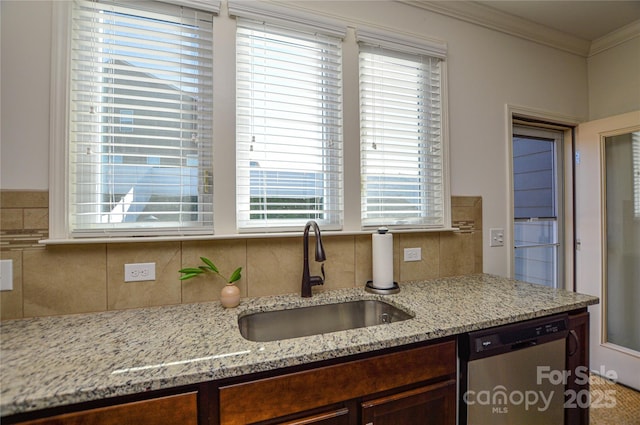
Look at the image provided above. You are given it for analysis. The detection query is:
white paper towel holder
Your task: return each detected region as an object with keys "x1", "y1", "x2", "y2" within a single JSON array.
[{"x1": 366, "y1": 227, "x2": 400, "y2": 295}]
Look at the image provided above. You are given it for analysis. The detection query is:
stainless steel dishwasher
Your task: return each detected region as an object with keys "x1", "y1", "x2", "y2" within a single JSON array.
[{"x1": 459, "y1": 314, "x2": 569, "y2": 425}]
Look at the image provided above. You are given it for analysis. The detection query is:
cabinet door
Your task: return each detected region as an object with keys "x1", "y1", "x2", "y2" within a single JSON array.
[
  {"x1": 16, "y1": 392, "x2": 198, "y2": 425},
  {"x1": 361, "y1": 379, "x2": 456, "y2": 425},
  {"x1": 565, "y1": 311, "x2": 589, "y2": 425}
]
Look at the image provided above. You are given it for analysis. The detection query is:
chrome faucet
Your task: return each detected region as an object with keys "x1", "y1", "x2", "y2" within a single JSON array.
[{"x1": 301, "y1": 220, "x2": 326, "y2": 297}]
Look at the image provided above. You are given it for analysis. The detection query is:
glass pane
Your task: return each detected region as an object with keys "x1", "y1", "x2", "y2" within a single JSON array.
[
  {"x1": 514, "y1": 246, "x2": 558, "y2": 287},
  {"x1": 513, "y1": 137, "x2": 555, "y2": 219},
  {"x1": 514, "y1": 220, "x2": 558, "y2": 287},
  {"x1": 604, "y1": 132, "x2": 640, "y2": 353},
  {"x1": 514, "y1": 220, "x2": 557, "y2": 247}
]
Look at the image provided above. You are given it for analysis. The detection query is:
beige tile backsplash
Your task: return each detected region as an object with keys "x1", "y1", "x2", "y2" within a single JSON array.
[
  {"x1": 246, "y1": 237, "x2": 302, "y2": 297},
  {"x1": 107, "y1": 242, "x2": 182, "y2": 310},
  {"x1": 181, "y1": 239, "x2": 248, "y2": 303},
  {"x1": 22, "y1": 244, "x2": 108, "y2": 317},
  {"x1": 1, "y1": 191, "x2": 482, "y2": 320},
  {"x1": 398, "y1": 233, "x2": 440, "y2": 282}
]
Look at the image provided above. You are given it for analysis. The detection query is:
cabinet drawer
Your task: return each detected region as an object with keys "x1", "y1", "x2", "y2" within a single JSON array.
[
  {"x1": 17, "y1": 392, "x2": 198, "y2": 425},
  {"x1": 361, "y1": 379, "x2": 456, "y2": 425},
  {"x1": 219, "y1": 340, "x2": 455, "y2": 425},
  {"x1": 276, "y1": 407, "x2": 351, "y2": 425}
]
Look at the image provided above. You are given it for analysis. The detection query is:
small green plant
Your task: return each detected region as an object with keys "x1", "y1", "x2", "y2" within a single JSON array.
[{"x1": 179, "y1": 256, "x2": 242, "y2": 284}]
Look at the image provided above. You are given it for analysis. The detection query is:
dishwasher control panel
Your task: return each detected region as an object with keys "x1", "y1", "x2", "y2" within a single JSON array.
[{"x1": 466, "y1": 314, "x2": 569, "y2": 359}]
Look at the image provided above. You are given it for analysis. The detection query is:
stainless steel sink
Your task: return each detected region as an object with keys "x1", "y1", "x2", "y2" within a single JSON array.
[{"x1": 238, "y1": 300, "x2": 413, "y2": 342}]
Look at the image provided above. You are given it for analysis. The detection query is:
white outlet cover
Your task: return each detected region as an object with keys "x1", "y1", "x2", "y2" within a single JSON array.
[
  {"x1": 403, "y1": 247, "x2": 422, "y2": 262},
  {"x1": 0, "y1": 259, "x2": 13, "y2": 291},
  {"x1": 124, "y1": 262, "x2": 156, "y2": 282}
]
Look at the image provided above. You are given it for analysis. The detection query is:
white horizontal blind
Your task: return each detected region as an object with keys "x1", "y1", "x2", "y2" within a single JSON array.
[
  {"x1": 236, "y1": 18, "x2": 343, "y2": 232},
  {"x1": 157, "y1": 0, "x2": 220, "y2": 14},
  {"x1": 69, "y1": 0, "x2": 214, "y2": 236},
  {"x1": 359, "y1": 43, "x2": 444, "y2": 228}
]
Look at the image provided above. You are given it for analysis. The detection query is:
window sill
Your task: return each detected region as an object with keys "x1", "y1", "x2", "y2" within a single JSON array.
[{"x1": 39, "y1": 227, "x2": 457, "y2": 245}]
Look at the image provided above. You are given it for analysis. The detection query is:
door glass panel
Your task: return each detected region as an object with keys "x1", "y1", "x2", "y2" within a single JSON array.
[
  {"x1": 604, "y1": 131, "x2": 640, "y2": 353},
  {"x1": 514, "y1": 220, "x2": 558, "y2": 287}
]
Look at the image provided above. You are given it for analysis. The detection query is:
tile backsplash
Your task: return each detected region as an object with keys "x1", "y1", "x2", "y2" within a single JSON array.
[{"x1": 1, "y1": 191, "x2": 482, "y2": 320}]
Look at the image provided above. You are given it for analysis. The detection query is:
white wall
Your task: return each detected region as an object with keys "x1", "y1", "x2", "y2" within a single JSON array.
[
  {"x1": 0, "y1": 1, "x2": 52, "y2": 191},
  {"x1": 588, "y1": 35, "x2": 640, "y2": 120},
  {"x1": 0, "y1": 0, "x2": 591, "y2": 277}
]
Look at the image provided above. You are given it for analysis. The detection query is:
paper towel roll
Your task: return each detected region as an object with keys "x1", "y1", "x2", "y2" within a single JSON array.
[{"x1": 372, "y1": 228, "x2": 394, "y2": 289}]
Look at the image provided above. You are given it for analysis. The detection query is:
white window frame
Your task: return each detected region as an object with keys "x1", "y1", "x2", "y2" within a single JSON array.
[
  {"x1": 232, "y1": 12, "x2": 345, "y2": 233},
  {"x1": 49, "y1": 1, "x2": 73, "y2": 241},
  {"x1": 357, "y1": 28, "x2": 451, "y2": 230},
  {"x1": 47, "y1": 1, "x2": 452, "y2": 243},
  {"x1": 49, "y1": 0, "x2": 218, "y2": 240}
]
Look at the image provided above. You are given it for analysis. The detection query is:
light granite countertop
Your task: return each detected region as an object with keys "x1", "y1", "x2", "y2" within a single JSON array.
[{"x1": 0, "y1": 273, "x2": 598, "y2": 417}]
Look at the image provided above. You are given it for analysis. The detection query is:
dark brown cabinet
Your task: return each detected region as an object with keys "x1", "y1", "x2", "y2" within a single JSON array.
[
  {"x1": 14, "y1": 392, "x2": 198, "y2": 425},
  {"x1": 218, "y1": 339, "x2": 456, "y2": 425},
  {"x1": 566, "y1": 310, "x2": 590, "y2": 425}
]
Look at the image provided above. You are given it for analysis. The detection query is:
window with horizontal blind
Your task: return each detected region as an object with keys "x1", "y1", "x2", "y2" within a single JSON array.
[
  {"x1": 235, "y1": 17, "x2": 343, "y2": 232},
  {"x1": 359, "y1": 31, "x2": 447, "y2": 229},
  {"x1": 512, "y1": 124, "x2": 564, "y2": 288},
  {"x1": 68, "y1": 0, "x2": 214, "y2": 236}
]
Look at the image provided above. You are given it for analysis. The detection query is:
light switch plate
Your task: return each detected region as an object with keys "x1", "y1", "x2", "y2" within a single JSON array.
[
  {"x1": 0, "y1": 259, "x2": 13, "y2": 291},
  {"x1": 490, "y1": 228, "x2": 505, "y2": 247}
]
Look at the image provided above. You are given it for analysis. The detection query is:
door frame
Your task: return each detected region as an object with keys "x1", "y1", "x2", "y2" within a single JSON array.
[
  {"x1": 575, "y1": 110, "x2": 640, "y2": 390},
  {"x1": 506, "y1": 105, "x2": 580, "y2": 289},
  {"x1": 512, "y1": 124, "x2": 565, "y2": 288}
]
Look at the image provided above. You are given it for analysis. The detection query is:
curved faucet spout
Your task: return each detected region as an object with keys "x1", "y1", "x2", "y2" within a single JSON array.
[{"x1": 302, "y1": 220, "x2": 326, "y2": 297}]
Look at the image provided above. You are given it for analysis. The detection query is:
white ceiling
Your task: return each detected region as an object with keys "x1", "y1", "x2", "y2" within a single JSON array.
[{"x1": 478, "y1": 1, "x2": 640, "y2": 41}]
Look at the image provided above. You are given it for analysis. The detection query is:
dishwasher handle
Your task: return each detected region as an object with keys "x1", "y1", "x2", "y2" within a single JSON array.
[{"x1": 512, "y1": 340, "x2": 538, "y2": 350}]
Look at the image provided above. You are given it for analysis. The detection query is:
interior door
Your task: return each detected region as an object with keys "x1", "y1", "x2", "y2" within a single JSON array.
[{"x1": 575, "y1": 110, "x2": 640, "y2": 390}]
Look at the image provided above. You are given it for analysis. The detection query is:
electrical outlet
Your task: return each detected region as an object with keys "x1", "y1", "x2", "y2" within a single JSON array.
[
  {"x1": 124, "y1": 262, "x2": 156, "y2": 282},
  {"x1": 490, "y1": 228, "x2": 505, "y2": 247},
  {"x1": 0, "y1": 259, "x2": 13, "y2": 291},
  {"x1": 404, "y1": 247, "x2": 422, "y2": 262}
]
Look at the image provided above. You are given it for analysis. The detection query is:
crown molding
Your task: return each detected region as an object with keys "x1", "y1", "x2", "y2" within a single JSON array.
[
  {"x1": 589, "y1": 19, "x2": 640, "y2": 57},
  {"x1": 401, "y1": 1, "x2": 591, "y2": 57}
]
